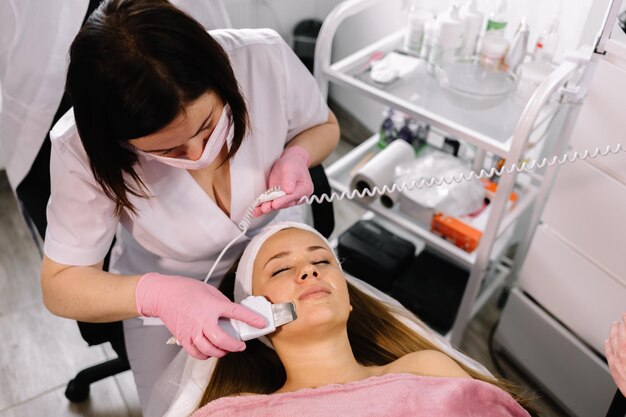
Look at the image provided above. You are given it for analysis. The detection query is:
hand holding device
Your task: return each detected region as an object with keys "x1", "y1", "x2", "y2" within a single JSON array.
[
  {"x1": 135, "y1": 273, "x2": 267, "y2": 360},
  {"x1": 254, "y1": 146, "x2": 312, "y2": 217},
  {"x1": 167, "y1": 295, "x2": 297, "y2": 344}
]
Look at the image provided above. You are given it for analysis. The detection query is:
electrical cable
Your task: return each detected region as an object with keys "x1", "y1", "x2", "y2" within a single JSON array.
[
  {"x1": 204, "y1": 143, "x2": 626, "y2": 284},
  {"x1": 300, "y1": 143, "x2": 626, "y2": 205},
  {"x1": 203, "y1": 187, "x2": 285, "y2": 283}
]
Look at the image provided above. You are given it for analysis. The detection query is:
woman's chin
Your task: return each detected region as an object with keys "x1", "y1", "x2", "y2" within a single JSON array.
[{"x1": 276, "y1": 305, "x2": 349, "y2": 338}]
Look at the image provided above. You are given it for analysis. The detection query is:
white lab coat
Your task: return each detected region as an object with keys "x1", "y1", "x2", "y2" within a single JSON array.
[
  {"x1": 0, "y1": 0, "x2": 232, "y2": 190},
  {"x1": 45, "y1": 28, "x2": 328, "y2": 283}
]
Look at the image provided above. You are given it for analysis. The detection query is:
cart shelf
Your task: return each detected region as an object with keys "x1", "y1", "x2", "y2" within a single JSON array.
[{"x1": 326, "y1": 134, "x2": 537, "y2": 268}]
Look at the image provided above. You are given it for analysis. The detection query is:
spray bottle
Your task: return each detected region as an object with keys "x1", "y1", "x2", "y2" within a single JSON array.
[{"x1": 533, "y1": 13, "x2": 560, "y2": 64}]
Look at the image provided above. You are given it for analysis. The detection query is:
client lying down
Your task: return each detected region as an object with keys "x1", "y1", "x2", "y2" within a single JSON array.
[{"x1": 188, "y1": 222, "x2": 538, "y2": 416}]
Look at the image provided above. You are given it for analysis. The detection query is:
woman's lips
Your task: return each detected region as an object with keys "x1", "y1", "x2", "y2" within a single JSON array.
[{"x1": 298, "y1": 286, "x2": 331, "y2": 300}]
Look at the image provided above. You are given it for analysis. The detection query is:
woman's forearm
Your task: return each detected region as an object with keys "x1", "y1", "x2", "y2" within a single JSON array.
[
  {"x1": 41, "y1": 255, "x2": 141, "y2": 323},
  {"x1": 286, "y1": 110, "x2": 340, "y2": 167}
]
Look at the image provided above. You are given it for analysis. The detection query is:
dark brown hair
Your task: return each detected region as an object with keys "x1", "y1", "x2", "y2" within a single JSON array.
[
  {"x1": 199, "y1": 274, "x2": 541, "y2": 416},
  {"x1": 66, "y1": 0, "x2": 249, "y2": 214}
]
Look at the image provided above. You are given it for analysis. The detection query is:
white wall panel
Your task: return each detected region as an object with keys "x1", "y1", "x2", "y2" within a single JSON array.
[
  {"x1": 541, "y1": 159, "x2": 626, "y2": 282},
  {"x1": 518, "y1": 224, "x2": 626, "y2": 353}
]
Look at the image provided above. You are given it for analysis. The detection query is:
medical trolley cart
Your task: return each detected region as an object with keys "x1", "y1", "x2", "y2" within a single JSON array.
[{"x1": 314, "y1": 0, "x2": 597, "y2": 347}]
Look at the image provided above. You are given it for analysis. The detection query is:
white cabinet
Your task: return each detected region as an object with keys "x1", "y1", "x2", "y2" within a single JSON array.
[
  {"x1": 316, "y1": 0, "x2": 584, "y2": 344},
  {"x1": 495, "y1": 8, "x2": 626, "y2": 416},
  {"x1": 518, "y1": 223, "x2": 626, "y2": 353}
]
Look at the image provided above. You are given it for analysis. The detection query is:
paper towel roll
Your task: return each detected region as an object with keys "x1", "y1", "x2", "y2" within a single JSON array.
[{"x1": 349, "y1": 139, "x2": 415, "y2": 205}]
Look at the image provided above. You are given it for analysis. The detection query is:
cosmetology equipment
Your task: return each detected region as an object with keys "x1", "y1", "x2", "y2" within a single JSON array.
[
  {"x1": 337, "y1": 220, "x2": 415, "y2": 292},
  {"x1": 306, "y1": 144, "x2": 626, "y2": 207},
  {"x1": 166, "y1": 296, "x2": 296, "y2": 344},
  {"x1": 314, "y1": 3, "x2": 625, "y2": 414},
  {"x1": 196, "y1": 142, "x2": 626, "y2": 288},
  {"x1": 391, "y1": 248, "x2": 469, "y2": 334},
  {"x1": 164, "y1": 186, "x2": 288, "y2": 345}
]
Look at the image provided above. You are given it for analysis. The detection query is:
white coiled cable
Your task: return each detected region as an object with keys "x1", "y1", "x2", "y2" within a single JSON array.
[
  {"x1": 203, "y1": 143, "x2": 624, "y2": 284},
  {"x1": 299, "y1": 144, "x2": 626, "y2": 205}
]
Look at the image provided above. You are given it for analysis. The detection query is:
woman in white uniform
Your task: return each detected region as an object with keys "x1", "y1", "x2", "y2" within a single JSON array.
[
  {"x1": 0, "y1": 0, "x2": 234, "y2": 237},
  {"x1": 39, "y1": 0, "x2": 340, "y2": 412}
]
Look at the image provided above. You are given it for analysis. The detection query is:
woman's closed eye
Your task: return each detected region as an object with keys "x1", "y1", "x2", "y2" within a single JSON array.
[
  {"x1": 271, "y1": 266, "x2": 291, "y2": 277},
  {"x1": 159, "y1": 147, "x2": 178, "y2": 156},
  {"x1": 155, "y1": 121, "x2": 214, "y2": 156}
]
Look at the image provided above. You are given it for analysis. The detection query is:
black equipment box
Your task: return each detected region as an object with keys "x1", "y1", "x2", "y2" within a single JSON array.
[
  {"x1": 390, "y1": 249, "x2": 469, "y2": 334},
  {"x1": 337, "y1": 220, "x2": 415, "y2": 292}
]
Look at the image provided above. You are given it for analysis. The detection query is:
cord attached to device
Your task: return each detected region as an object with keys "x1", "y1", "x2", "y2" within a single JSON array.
[
  {"x1": 299, "y1": 143, "x2": 626, "y2": 205},
  {"x1": 204, "y1": 143, "x2": 625, "y2": 285},
  {"x1": 202, "y1": 186, "x2": 286, "y2": 284}
]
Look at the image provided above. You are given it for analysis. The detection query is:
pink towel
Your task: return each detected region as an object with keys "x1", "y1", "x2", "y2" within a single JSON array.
[{"x1": 191, "y1": 373, "x2": 531, "y2": 417}]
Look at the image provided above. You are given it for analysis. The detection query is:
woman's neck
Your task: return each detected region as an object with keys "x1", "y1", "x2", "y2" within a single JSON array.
[{"x1": 273, "y1": 330, "x2": 380, "y2": 393}]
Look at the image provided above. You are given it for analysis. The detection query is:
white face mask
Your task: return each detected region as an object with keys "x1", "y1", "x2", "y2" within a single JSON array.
[{"x1": 138, "y1": 104, "x2": 233, "y2": 170}]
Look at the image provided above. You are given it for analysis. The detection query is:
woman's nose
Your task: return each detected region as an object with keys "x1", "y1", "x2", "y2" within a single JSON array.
[
  {"x1": 185, "y1": 137, "x2": 205, "y2": 161},
  {"x1": 299, "y1": 265, "x2": 319, "y2": 281}
]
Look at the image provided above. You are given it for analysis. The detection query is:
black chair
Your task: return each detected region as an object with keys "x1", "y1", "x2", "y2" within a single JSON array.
[{"x1": 64, "y1": 164, "x2": 335, "y2": 402}]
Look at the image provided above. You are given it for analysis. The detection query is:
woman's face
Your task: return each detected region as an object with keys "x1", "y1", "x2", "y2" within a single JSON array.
[
  {"x1": 128, "y1": 92, "x2": 223, "y2": 160},
  {"x1": 252, "y1": 229, "x2": 351, "y2": 338}
]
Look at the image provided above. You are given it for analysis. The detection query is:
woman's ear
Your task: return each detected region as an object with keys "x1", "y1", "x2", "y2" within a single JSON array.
[{"x1": 349, "y1": 304, "x2": 353, "y2": 312}]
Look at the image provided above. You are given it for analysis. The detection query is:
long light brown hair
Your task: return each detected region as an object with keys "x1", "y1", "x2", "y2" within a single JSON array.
[{"x1": 198, "y1": 273, "x2": 541, "y2": 416}]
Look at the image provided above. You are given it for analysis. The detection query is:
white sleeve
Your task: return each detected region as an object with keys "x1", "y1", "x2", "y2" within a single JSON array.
[
  {"x1": 276, "y1": 36, "x2": 330, "y2": 143},
  {"x1": 44, "y1": 139, "x2": 118, "y2": 266}
]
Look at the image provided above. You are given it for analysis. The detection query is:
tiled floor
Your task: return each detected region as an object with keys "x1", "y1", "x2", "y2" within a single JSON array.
[{"x1": 0, "y1": 135, "x2": 569, "y2": 416}]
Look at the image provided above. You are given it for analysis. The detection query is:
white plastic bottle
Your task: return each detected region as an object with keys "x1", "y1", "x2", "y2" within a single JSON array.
[
  {"x1": 460, "y1": 0, "x2": 484, "y2": 57},
  {"x1": 420, "y1": 18, "x2": 439, "y2": 59},
  {"x1": 403, "y1": 0, "x2": 434, "y2": 56},
  {"x1": 429, "y1": 3, "x2": 465, "y2": 69},
  {"x1": 504, "y1": 18, "x2": 529, "y2": 72},
  {"x1": 485, "y1": 0, "x2": 508, "y2": 37},
  {"x1": 533, "y1": 15, "x2": 559, "y2": 64}
]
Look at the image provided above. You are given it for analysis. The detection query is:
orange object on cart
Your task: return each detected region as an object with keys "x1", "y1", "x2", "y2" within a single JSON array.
[
  {"x1": 481, "y1": 179, "x2": 518, "y2": 203},
  {"x1": 431, "y1": 214, "x2": 482, "y2": 253}
]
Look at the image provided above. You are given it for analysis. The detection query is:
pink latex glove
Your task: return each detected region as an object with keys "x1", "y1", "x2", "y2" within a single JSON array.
[
  {"x1": 135, "y1": 273, "x2": 266, "y2": 360},
  {"x1": 606, "y1": 313, "x2": 626, "y2": 396},
  {"x1": 253, "y1": 146, "x2": 312, "y2": 217}
]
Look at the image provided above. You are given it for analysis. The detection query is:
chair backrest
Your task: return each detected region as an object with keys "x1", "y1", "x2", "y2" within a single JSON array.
[{"x1": 308, "y1": 165, "x2": 335, "y2": 238}]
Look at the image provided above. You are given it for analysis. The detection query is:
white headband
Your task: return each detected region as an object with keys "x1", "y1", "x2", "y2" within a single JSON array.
[{"x1": 233, "y1": 221, "x2": 339, "y2": 303}]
